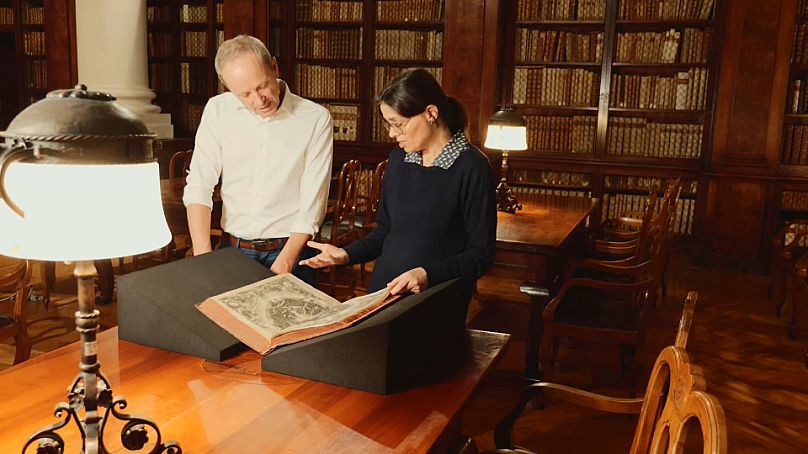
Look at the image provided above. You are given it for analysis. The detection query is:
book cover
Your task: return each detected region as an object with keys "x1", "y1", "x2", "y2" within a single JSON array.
[{"x1": 196, "y1": 273, "x2": 401, "y2": 355}]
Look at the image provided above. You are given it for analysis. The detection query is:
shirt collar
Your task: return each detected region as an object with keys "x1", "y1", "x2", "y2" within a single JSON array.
[{"x1": 403, "y1": 131, "x2": 468, "y2": 169}]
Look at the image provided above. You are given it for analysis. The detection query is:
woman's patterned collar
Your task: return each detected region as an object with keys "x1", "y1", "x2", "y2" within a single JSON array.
[{"x1": 404, "y1": 132, "x2": 468, "y2": 169}]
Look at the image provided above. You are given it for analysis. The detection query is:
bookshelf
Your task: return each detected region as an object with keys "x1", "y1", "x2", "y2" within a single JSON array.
[
  {"x1": 269, "y1": 0, "x2": 444, "y2": 156},
  {"x1": 147, "y1": 0, "x2": 225, "y2": 138},
  {"x1": 500, "y1": 0, "x2": 720, "y2": 238},
  {"x1": 0, "y1": 0, "x2": 75, "y2": 130}
]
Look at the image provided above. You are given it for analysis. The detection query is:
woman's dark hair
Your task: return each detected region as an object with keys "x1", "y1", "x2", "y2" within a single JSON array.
[{"x1": 377, "y1": 68, "x2": 467, "y2": 134}]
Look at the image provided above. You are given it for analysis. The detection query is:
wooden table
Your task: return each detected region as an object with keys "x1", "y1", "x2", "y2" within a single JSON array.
[
  {"x1": 0, "y1": 328, "x2": 508, "y2": 453},
  {"x1": 488, "y1": 195, "x2": 599, "y2": 379}
]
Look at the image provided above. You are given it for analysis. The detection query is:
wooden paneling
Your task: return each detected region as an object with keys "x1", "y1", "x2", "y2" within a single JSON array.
[{"x1": 703, "y1": 178, "x2": 769, "y2": 260}]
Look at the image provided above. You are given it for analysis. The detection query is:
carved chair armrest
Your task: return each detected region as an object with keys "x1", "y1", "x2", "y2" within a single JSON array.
[
  {"x1": 492, "y1": 381, "x2": 644, "y2": 450},
  {"x1": 591, "y1": 240, "x2": 639, "y2": 255},
  {"x1": 565, "y1": 256, "x2": 653, "y2": 279}
]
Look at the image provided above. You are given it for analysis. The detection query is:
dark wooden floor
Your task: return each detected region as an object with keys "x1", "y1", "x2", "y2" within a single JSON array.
[{"x1": 1, "y1": 253, "x2": 807, "y2": 453}]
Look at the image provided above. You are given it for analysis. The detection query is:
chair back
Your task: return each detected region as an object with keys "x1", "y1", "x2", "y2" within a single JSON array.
[
  {"x1": 0, "y1": 259, "x2": 33, "y2": 364},
  {"x1": 168, "y1": 150, "x2": 193, "y2": 182},
  {"x1": 675, "y1": 291, "x2": 697, "y2": 349},
  {"x1": 327, "y1": 159, "x2": 361, "y2": 246},
  {"x1": 630, "y1": 345, "x2": 727, "y2": 454},
  {"x1": 361, "y1": 159, "x2": 388, "y2": 230}
]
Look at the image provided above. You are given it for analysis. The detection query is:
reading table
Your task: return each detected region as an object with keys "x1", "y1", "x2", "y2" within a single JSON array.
[
  {"x1": 0, "y1": 327, "x2": 508, "y2": 453},
  {"x1": 489, "y1": 194, "x2": 599, "y2": 378}
]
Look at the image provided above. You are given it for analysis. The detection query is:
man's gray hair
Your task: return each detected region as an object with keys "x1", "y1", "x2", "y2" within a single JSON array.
[{"x1": 214, "y1": 35, "x2": 273, "y2": 78}]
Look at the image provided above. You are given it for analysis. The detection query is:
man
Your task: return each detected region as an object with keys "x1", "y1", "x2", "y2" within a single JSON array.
[{"x1": 183, "y1": 35, "x2": 333, "y2": 285}]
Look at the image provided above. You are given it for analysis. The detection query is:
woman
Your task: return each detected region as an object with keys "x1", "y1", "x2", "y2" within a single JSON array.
[{"x1": 300, "y1": 69, "x2": 496, "y2": 295}]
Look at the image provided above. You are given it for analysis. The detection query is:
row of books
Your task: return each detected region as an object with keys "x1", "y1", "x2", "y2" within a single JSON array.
[
  {"x1": 180, "y1": 62, "x2": 208, "y2": 95},
  {"x1": 147, "y1": 5, "x2": 172, "y2": 23},
  {"x1": 604, "y1": 175, "x2": 696, "y2": 193},
  {"x1": 183, "y1": 102, "x2": 204, "y2": 133},
  {"x1": 788, "y1": 78, "x2": 808, "y2": 114},
  {"x1": 149, "y1": 62, "x2": 175, "y2": 93},
  {"x1": 517, "y1": 0, "x2": 606, "y2": 21},
  {"x1": 295, "y1": 28, "x2": 363, "y2": 60},
  {"x1": 296, "y1": 0, "x2": 363, "y2": 22},
  {"x1": 780, "y1": 190, "x2": 808, "y2": 210},
  {"x1": 374, "y1": 30, "x2": 443, "y2": 61},
  {"x1": 0, "y1": 7, "x2": 12, "y2": 25},
  {"x1": 617, "y1": 0, "x2": 715, "y2": 21},
  {"x1": 511, "y1": 169, "x2": 592, "y2": 188},
  {"x1": 791, "y1": 24, "x2": 808, "y2": 64},
  {"x1": 512, "y1": 67, "x2": 599, "y2": 107},
  {"x1": 24, "y1": 59, "x2": 46, "y2": 89},
  {"x1": 373, "y1": 65, "x2": 442, "y2": 100},
  {"x1": 20, "y1": 3, "x2": 42, "y2": 25},
  {"x1": 604, "y1": 192, "x2": 695, "y2": 235},
  {"x1": 149, "y1": 32, "x2": 173, "y2": 58},
  {"x1": 513, "y1": 186, "x2": 590, "y2": 200},
  {"x1": 780, "y1": 124, "x2": 808, "y2": 165},
  {"x1": 183, "y1": 31, "x2": 207, "y2": 58},
  {"x1": 799, "y1": 0, "x2": 808, "y2": 18},
  {"x1": 179, "y1": 4, "x2": 207, "y2": 23},
  {"x1": 22, "y1": 30, "x2": 45, "y2": 56},
  {"x1": 609, "y1": 68, "x2": 709, "y2": 110},
  {"x1": 615, "y1": 28, "x2": 710, "y2": 64},
  {"x1": 376, "y1": 0, "x2": 444, "y2": 22},
  {"x1": 294, "y1": 64, "x2": 359, "y2": 100},
  {"x1": 515, "y1": 30, "x2": 603, "y2": 64},
  {"x1": 525, "y1": 115, "x2": 597, "y2": 154},
  {"x1": 606, "y1": 117, "x2": 703, "y2": 158},
  {"x1": 322, "y1": 104, "x2": 359, "y2": 141}
]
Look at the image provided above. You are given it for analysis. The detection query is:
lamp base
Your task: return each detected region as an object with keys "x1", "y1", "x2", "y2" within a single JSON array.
[
  {"x1": 496, "y1": 178, "x2": 522, "y2": 214},
  {"x1": 22, "y1": 261, "x2": 180, "y2": 454}
]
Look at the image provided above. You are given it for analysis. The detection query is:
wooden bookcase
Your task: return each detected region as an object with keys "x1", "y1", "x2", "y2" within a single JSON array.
[
  {"x1": 269, "y1": 0, "x2": 444, "y2": 160},
  {"x1": 0, "y1": 0, "x2": 75, "y2": 130},
  {"x1": 500, "y1": 0, "x2": 721, "y2": 238},
  {"x1": 147, "y1": 0, "x2": 224, "y2": 139}
]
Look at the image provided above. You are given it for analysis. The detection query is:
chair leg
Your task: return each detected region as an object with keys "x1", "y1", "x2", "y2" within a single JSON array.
[
  {"x1": 539, "y1": 329, "x2": 555, "y2": 381},
  {"x1": 13, "y1": 329, "x2": 32, "y2": 364},
  {"x1": 775, "y1": 271, "x2": 788, "y2": 317},
  {"x1": 524, "y1": 294, "x2": 549, "y2": 380},
  {"x1": 39, "y1": 261, "x2": 55, "y2": 310}
]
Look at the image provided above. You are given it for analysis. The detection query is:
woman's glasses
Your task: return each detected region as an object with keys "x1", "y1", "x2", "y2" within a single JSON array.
[{"x1": 381, "y1": 116, "x2": 412, "y2": 134}]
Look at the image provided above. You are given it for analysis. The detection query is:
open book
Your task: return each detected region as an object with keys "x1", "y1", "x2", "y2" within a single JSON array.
[{"x1": 195, "y1": 273, "x2": 400, "y2": 355}]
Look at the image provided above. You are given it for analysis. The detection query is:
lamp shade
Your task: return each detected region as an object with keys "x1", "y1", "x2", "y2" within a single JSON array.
[
  {"x1": 0, "y1": 161, "x2": 170, "y2": 261},
  {"x1": 0, "y1": 85, "x2": 171, "y2": 261},
  {"x1": 484, "y1": 108, "x2": 528, "y2": 151}
]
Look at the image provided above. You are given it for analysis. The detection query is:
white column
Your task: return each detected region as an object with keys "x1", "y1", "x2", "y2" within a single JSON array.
[{"x1": 74, "y1": 0, "x2": 173, "y2": 138}]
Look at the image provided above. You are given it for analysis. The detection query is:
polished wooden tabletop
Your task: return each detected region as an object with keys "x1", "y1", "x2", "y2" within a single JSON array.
[
  {"x1": 495, "y1": 195, "x2": 599, "y2": 252},
  {"x1": 0, "y1": 328, "x2": 508, "y2": 453}
]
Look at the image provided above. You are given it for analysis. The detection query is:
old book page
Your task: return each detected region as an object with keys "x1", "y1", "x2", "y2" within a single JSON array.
[{"x1": 196, "y1": 273, "x2": 398, "y2": 355}]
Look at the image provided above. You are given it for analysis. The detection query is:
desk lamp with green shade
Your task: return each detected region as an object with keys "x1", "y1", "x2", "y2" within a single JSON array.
[
  {"x1": 484, "y1": 107, "x2": 528, "y2": 214},
  {"x1": 0, "y1": 85, "x2": 180, "y2": 453}
]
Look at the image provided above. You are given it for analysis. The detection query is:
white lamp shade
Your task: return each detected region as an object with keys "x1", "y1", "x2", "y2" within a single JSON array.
[
  {"x1": 0, "y1": 161, "x2": 171, "y2": 261},
  {"x1": 484, "y1": 124, "x2": 528, "y2": 151}
]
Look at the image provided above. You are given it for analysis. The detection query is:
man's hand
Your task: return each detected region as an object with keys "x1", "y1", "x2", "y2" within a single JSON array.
[
  {"x1": 270, "y1": 233, "x2": 310, "y2": 275},
  {"x1": 387, "y1": 267, "x2": 429, "y2": 295},
  {"x1": 298, "y1": 241, "x2": 349, "y2": 269}
]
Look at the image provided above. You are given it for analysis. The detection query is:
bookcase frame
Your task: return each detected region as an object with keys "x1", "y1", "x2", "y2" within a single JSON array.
[
  {"x1": 498, "y1": 0, "x2": 725, "y2": 238},
  {"x1": 147, "y1": 0, "x2": 224, "y2": 139}
]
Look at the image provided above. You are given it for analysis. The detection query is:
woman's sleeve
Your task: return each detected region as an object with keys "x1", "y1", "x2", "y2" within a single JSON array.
[{"x1": 422, "y1": 153, "x2": 497, "y2": 285}]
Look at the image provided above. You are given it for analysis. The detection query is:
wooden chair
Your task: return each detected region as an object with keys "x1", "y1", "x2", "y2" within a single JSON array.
[
  {"x1": 488, "y1": 293, "x2": 728, "y2": 454},
  {"x1": 0, "y1": 259, "x2": 33, "y2": 364},
  {"x1": 168, "y1": 149, "x2": 193, "y2": 181},
  {"x1": 786, "y1": 250, "x2": 808, "y2": 340},
  {"x1": 355, "y1": 159, "x2": 387, "y2": 287},
  {"x1": 769, "y1": 219, "x2": 808, "y2": 317},
  {"x1": 317, "y1": 159, "x2": 361, "y2": 296},
  {"x1": 539, "y1": 198, "x2": 671, "y2": 391}
]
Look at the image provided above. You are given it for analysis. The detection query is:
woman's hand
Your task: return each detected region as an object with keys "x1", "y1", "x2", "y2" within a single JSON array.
[
  {"x1": 387, "y1": 267, "x2": 429, "y2": 295},
  {"x1": 298, "y1": 241, "x2": 349, "y2": 269}
]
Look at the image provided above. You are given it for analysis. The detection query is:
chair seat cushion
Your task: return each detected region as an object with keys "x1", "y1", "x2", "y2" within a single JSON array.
[{"x1": 555, "y1": 286, "x2": 641, "y2": 331}]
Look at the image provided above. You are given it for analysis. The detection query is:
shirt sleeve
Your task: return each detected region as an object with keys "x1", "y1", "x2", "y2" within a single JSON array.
[
  {"x1": 183, "y1": 100, "x2": 222, "y2": 210},
  {"x1": 422, "y1": 153, "x2": 497, "y2": 285},
  {"x1": 290, "y1": 108, "x2": 334, "y2": 237}
]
